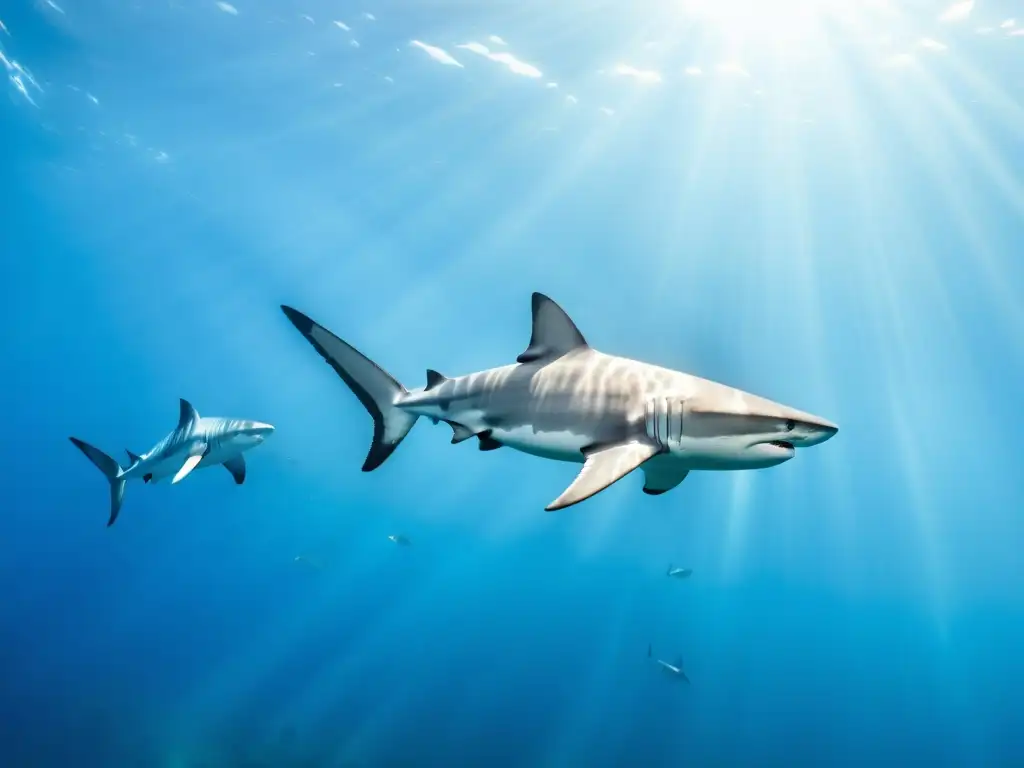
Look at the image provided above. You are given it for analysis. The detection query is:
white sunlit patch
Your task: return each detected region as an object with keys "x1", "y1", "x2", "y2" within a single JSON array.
[
  {"x1": 86, "y1": 91, "x2": 99, "y2": 104},
  {"x1": 362, "y1": 12, "x2": 376, "y2": 21},
  {"x1": 679, "y1": 0, "x2": 843, "y2": 48},
  {"x1": 565, "y1": 94, "x2": 578, "y2": 104},
  {"x1": 2, "y1": 49, "x2": 42, "y2": 105},
  {"x1": 301, "y1": 14, "x2": 314, "y2": 23},
  {"x1": 599, "y1": 106, "x2": 614, "y2": 115},
  {"x1": 488, "y1": 35, "x2": 507, "y2": 46},
  {"x1": 884, "y1": 52, "x2": 916, "y2": 67},
  {"x1": 1001, "y1": 19, "x2": 1016, "y2": 28},
  {"x1": 40, "y1": 0, "x2": 65, "y2": 15},
  {"x1": 918, "y1": 38, "x2": 947, "y2": 53},
  {"x1": 611, "y1": 64, "x2": 662, "y2": 84},
  {"x1": 350, "y1": 40, "x2": 360, "y2": 48},
  {"x1": 938, "y1": 0, "x2": 973, "y2": 23},
  {"x1": 333, "y1": 20, "x2": 350, "y2": 31},
  {"x1": 718, "y1": 61, "x2": 750, "y2": 76},
  {"x1": 684, "y1": 65, "x2": 703, "y2": 76},
  {"x1": 10, "y1": 74, "x2": 35, "y2": 104},
  {"x1": 410, "y1": 40, "x2": 463, "y2": 67},
  {"x1": 0, "y1": 19, "x2": 8, "y2": 35},
  {"x1": 456, "y1": 42, "x2": 542, "y2": 78},
  {"x1": 216, "y1": 2, "x2": 238, "y2": 16}
]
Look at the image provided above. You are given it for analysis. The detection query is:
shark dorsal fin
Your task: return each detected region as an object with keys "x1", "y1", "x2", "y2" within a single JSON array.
[
  {"x1": 425, "y1": 369, "x2": 449, "y2": 391},
  {"x1": 178, "y1": 398, "x2": 200, "y2": 431},
  {"x1": 517, "y1": 292, "x2": 588, "y2": 364}
]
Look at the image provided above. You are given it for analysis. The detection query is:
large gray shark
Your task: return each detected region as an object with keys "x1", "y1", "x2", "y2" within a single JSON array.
[
  {"x1": 69, "y1": 398, "x2": 274, "y2": 526},
  {"x1": 280, "y1": 293, "x2": 837, "y2": 511}
]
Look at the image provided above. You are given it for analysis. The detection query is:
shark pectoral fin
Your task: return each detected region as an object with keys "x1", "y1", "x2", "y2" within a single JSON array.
[
  {"x1": 516, "y1": 292, "x2": 589, "y2": 364},
  {"x1": 545, "y1": 441, "x2": 660, "y2": 512},
  {"x1": 641, "y1": 461, "x2": 691, "y2": 495},
  {"x1": 223, "y1": 455, "x2": 246, "y2": 485},
  {"x1": 171, "y1": 452, "x2": 204, "y2": 484}
]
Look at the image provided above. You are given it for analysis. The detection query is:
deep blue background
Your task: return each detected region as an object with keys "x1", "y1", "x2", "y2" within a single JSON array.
[{"x1": 2, "y1": 1, "x2": 1023, "y2": 765}]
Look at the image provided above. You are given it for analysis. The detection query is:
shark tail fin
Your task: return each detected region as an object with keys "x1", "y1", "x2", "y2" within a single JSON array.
[
  {"x1": 281, "y1": 305, "x2": 419, "y2": 472},
  {"x1": 69, "y1": 437, "x2": 127, "y2": 527}
]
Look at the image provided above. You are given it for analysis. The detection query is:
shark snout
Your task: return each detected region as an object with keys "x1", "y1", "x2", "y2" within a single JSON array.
[
  {"x1": 248, "y1": 422, "x2": 275, "y2": 442},
  {"x1": 800, "y1": 418, "x2": 838, "y2": 447}
]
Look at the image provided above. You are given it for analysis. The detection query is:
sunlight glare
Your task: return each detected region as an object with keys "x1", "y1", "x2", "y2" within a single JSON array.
[{"x1": 679, "y1": 0, "x2": 890, "y2": 48}]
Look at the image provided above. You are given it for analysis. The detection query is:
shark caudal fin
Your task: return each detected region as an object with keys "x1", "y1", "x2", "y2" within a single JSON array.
[
  {"x1": 69, "y1": 438, "x2": 127, "y2": 527},
  {"x1": 281, "y1": 305, "x2": 419, "y2": 471}
]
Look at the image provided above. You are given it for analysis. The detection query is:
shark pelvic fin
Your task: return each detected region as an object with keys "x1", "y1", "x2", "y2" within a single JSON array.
[
  {"x1": 125, "y1": 449, "x2": 143, "y2": 465},
  {"x1": 545, "y1": 441, "x2": 660, "y2": 511},
  {"x1": 641, "y1": 461, "x2": 691, "y2": 495},
  {"x1": 446, "y1": 421, "x2": 476, "y2": 444},
  {"x1": 223, "y1": 454, "x2": 246, "y2": 485},
  {"x1": 171, "y1": 452, "x2": 204, "y2": 484},
  {"x1": 517, "y1": 292, "x2": 589, "y2": 364},
  {"x1": 178, "y1": 398, "x2": 200, "y2": 431},
  {"x1": 478, "y1": 431, "x2": 502, "y2": 451},
  {"x1": 425, "y1": 369, "x2": 449, "y2": 391}
]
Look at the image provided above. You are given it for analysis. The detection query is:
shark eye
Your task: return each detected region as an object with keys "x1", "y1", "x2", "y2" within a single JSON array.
[{"x1": 784, "y1": 419, "x2": 796, "y2": 432}]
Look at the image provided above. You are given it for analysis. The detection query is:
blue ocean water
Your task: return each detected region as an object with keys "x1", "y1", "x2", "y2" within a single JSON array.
[{"x1": 2, "y1": 1, "x2": 1023, "y2": 765}]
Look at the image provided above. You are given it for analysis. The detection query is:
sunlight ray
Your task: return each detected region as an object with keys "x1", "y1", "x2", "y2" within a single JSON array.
[
  {"x1": 362, "y1": 119, "x2": 643, "y2": 339},
  {"x1": 821, "y1": 60, "x2": 959, "y2": 634},
  {"x1": 888, "y1": 399, "x2": 951, "y2": 640},
  {"x1": 935, "y1": 54, "x2": 1024, "y2": 137},
  {"x1": 269, "y1": 544, "x2": 503, "y2": 731},
  {"x1": 652, "y1": 44, "x2": 747, "y2": 301},
  {"x1": 720, "y1": 471, "x2": 754, "y2": 578},
  {"x1": 815, "y1": 55, "x2": 950, "y2": 614},
  {"x1": 910, "y1": 71, "x2": 1024, "y2": 219},
  {"x1": 542, "y1": 596, "x2": 635, "y2": 765},
  {"x1": 165, "y1": 531, "x2": 415, "y2": 738},
  {"x1": 874, "y1": 63, "x2": 1024, "y2": 350}
]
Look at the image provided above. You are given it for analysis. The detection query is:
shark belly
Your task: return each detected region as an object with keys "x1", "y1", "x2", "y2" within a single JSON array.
[
  {"x1": 488, "y1": 425, "x2": 589, "y2": 463},
  {"x1": 201, "y1": 442, "x2": 244, "y2": 466},
  {"x1": 140, "y1": 455, "x2": 184, "y2": 482}
]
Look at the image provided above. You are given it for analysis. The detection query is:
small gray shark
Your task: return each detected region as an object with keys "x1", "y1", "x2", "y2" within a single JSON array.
[
  {"x1": 69, "y1": 398, "x2": 274, "y2": 526},
  {"x1": 667, "y1": 565, "x2": 693, "y2": 579},
  {"x1": 388, "y1": 534, "x2": 412, "y2": 546},
  {"x1": 280, "y1": 292, "x2": 838, "y2": 511},
  {"x1": 656, "y1": 656, "x2": 691, "y2": 683},
  {"x1": 648, "y1": 645, "x2": 690, "y2": 683}
]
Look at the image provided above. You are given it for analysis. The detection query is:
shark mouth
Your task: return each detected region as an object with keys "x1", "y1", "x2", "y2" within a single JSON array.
[{"x1": 767, "y1": 441, "x2": 794, "y2": 451}]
